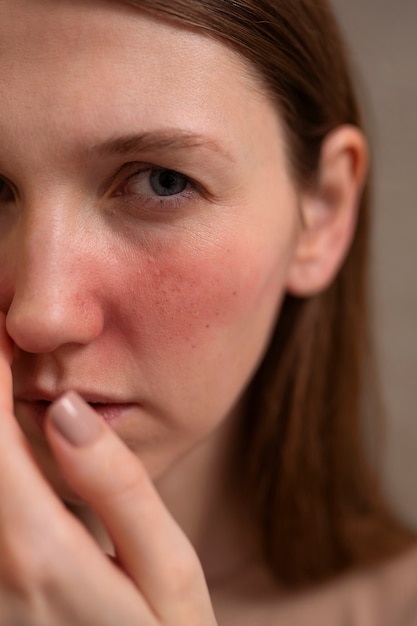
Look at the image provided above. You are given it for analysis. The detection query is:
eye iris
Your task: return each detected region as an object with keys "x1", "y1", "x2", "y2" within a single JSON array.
[{"x1": 149, "y1": 169, "x2": 188, "y2": 196}]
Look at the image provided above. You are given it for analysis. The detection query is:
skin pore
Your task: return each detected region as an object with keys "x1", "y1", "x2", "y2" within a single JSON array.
[{"x1": 0, "y1": 0, "x2": 367, "y2": 617}]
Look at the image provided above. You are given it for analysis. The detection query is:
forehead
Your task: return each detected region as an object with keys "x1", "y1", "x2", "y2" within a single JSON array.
[{"x1": 0, "y1": 0, "x2": 266, "y2": 150}]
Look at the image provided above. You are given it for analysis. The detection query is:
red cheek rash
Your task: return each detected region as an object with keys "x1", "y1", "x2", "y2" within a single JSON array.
[{"x1": 107, "y1": 244, "x2": 266, "y2": 347}]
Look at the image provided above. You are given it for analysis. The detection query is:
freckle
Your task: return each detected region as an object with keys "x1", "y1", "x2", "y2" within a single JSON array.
[
  {"x1": 206, "y1": 324, "x2": 210, "y2": 329},
  {"x1": 232, "y1": 291, "x2": 237, "y2": 296}
]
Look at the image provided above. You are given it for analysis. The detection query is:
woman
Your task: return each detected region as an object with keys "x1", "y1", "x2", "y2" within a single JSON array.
[{"x1": 0, "y1": 0, "x2": 415, "y2": 623}]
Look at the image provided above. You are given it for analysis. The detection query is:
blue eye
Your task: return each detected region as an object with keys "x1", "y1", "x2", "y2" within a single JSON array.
[
  {"x1": 149, "y1": 169, "x2": 188, "y2": 196},
  {"x1": 125, "y1": 167, "x2": 189, "y2": 198}
]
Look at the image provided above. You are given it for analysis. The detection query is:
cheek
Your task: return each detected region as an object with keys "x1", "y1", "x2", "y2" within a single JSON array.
[
  {"x1": 108, "y1": 250, "x2": 246, "y2": 345},
  {"x1": 141, "y1": 251, "x2": 253, "y2": 345},
  {"x1": 103, "y1": 228, "x2": 292, "y2": 362}
]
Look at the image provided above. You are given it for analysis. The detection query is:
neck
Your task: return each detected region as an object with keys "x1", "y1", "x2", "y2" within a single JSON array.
[{"x1": 155, "y1": 405, "x2": 259, "y2": 588}]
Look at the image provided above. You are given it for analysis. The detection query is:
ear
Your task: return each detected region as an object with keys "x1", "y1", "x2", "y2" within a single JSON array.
[{"x1": 286, "y1": 125, "x2": 368, "y2": 296}]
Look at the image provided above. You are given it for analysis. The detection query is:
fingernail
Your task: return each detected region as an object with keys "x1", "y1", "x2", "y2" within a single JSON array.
[{"x1": 48, "y1": 391, "x2": 102, "y2": 447}]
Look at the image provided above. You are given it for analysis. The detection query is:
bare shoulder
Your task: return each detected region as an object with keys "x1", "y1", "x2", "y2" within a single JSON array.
[{"x1": 213, "y1": 546, "x2": 417, "y2": 625}]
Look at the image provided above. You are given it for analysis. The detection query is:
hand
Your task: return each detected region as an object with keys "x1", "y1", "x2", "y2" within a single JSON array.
[{"x1": 0, "y1": 313, "x2": 218, "y2": 625}]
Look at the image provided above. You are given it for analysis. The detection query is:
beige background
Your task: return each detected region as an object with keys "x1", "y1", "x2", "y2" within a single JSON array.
[{"x1": 330, "y1": 1, "x2": 417, "y2": 526}]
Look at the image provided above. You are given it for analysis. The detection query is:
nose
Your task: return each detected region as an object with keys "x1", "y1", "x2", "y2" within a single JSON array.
[{"x1": 3, "y1": 212, "x2": 105, "y2": 354}]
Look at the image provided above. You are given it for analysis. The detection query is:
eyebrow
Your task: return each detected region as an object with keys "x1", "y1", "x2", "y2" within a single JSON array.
[{"x1": 92, "y1": 130, "x2": 235, "y2": 163}]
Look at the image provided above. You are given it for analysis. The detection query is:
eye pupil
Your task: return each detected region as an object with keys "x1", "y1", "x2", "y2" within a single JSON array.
[{"x1": 149, "y1": 169, "x2": 188, "y2": 196}]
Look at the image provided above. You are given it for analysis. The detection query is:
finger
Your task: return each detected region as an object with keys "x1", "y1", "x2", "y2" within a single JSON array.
[
  {"x1": 0, "y1": 411, "x2": 150, "y2": 623},
  {"x1": 0, "y1": 313, "x2": 60, "y2": 520},
  {"x1": 0, "y1": 323, "x2": 83, "y2": 537},
  {"x1": 0, "y1": 312, "x2": 14, "y2": 412},
  {"x1": 45, "y1": 391, "x2": 214, "y2": 622}
]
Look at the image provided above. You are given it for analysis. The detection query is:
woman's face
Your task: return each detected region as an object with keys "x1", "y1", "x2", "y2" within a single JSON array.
[{"x1": 0, "y1": 0, "x2": 302, "y2": 496}]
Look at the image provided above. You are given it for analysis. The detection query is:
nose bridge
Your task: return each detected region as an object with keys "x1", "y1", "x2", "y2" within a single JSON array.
[
  {"x1": 6, "y1": 196, "x2": 104, "y2": 353},
  {"x1": 15, "y1": 197, "x2": 79, "y2": 299}
]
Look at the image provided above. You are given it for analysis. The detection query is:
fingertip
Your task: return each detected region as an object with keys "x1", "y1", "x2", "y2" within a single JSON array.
[{"x1": 47, "y1": 391, "x2": 103, "y2": 448}]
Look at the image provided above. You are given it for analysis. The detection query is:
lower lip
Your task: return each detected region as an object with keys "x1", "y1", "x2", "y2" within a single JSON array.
[{"x1": 17, "y1": 400, "x2": 136, "y2": 432}]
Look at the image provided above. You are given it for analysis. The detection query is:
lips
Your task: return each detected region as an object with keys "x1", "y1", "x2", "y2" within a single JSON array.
[
  {"x1": 85, "y1": 402, "x2": 135, "y2": 423},
  {"x1": 14, "y1": 392, "x2": 137, "y2": 431}
]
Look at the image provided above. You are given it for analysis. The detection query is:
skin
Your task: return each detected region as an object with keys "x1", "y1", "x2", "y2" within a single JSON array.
[
  {"x1": 1, "y1": 0, "x2": 300, "y2": 490},
  {"x1": 0, "y1": 0, "x2": 368, "y2": 622}
]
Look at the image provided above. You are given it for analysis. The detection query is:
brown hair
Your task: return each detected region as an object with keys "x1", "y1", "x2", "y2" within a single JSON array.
[{"x1": 122, "y1": 0, "x2": 415, "y2": 588}]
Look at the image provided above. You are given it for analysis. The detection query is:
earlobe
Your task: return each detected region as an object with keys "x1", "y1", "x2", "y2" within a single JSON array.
[{"x1": 286, "y1": 125, "x2": 369, "y2": 296}]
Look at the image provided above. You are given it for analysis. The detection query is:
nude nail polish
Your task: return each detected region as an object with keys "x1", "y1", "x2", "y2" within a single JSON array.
[{"x1": 49, "y1": 391, "x2": 102, "y2": 447}]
